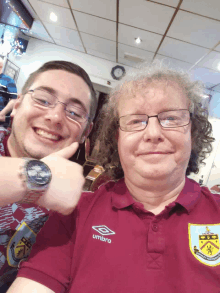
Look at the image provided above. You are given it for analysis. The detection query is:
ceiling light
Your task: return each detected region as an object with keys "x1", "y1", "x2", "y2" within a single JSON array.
[
  {"x1": 50, "y1": 12, "x2": 57, "y2": 22},
  {"x1": 217, "y1": 62, "x2": 220, "y2": 71},
  {"x1": 135, "y1": 37, "x2": 142, "y2": 44}
]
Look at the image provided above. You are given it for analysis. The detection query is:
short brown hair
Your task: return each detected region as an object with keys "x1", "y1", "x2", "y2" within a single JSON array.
[{"x1": 22, "y1": 60, "x2": 97, "y2": 121}]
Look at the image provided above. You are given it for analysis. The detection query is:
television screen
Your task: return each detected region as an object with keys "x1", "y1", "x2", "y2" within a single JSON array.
[{"x1": 0, "y1": 0, "x2": 33, "y2": 30}]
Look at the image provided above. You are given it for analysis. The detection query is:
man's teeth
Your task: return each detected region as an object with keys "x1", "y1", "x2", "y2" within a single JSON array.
[{"x1": 35, "y1": 129, "x2": 60, "y2": 141}]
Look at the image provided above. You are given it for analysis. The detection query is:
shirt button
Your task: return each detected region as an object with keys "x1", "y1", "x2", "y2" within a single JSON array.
[{"x1": 152, "y1": 223, "x2": 159, "y2": 232}]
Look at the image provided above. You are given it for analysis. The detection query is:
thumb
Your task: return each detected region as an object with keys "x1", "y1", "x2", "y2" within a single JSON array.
[{"x1": 53, "y1": 142, "x2": 79, "y2": 159}]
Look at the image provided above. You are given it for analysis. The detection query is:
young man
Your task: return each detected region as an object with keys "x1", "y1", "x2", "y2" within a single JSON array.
[
  {"x1": 0, "y1": 57, "x2": 17, "y2": 125},
  {"x1": 0, "y1": 60, "x2": 97, "y2": 291}
]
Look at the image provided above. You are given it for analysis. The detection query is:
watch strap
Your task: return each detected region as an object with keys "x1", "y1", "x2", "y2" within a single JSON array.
[{"x1": 21, "y1": 190, "x2": 44, "y2": 204}]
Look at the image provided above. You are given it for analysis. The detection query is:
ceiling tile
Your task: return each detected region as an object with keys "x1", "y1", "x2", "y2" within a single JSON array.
[
  {"x1": 28, "y1": 34, "x2": 54, "y2": 44},
  {"x1": 118, "y1": 24, "x2": 162, "y2": 53},
  {"x1": 158, "y1": 37, "x2": 209, "y2": 63},
  {"x1": 43, "y1": 22, "x2": 82, "y2": 46},
  {"x1": 54, "y1": 38, "x2": 85, "y2": 53},
  {"x1": 40, "y1": 0, "x2": 69, "y2": 8},
  {"x1": 154, "y1": 55, "x2": 193, "y2": 70},
  {"x1": 180, "y1": 0, "x2": 220, "y2": 21},
  {"x1": 87, "y1": 49, "x2": 116, "y2": 62},
  {"x1": 118, "y1": 57, "x2": 138, "y2": 67},
  {"x1": 81, "y1": 33, "x2": 116, "y2": 56},
  {"x1": 118, "y1": 43, "x2": 155, "y2": 63},
  {"x1": 69, "y1": 0, "x2": 116, "y2": 21},
  {"x1": 29, "y1": 0, "x2": 76, "y2": 30},
  {"x1": 197, "y1": 51, "x2": 220, "y2": 72},
  {"x1": 73, "y1": 11, "x2": 116, "y2": 41},
  {"x1": 24, "y1": 19, "x2": 54, "y2": 43},
  {"x1": 152, "y1": 0, "x2": 179, "y2": 7},
  {"x1": 215, "y1": 44, "x2": 220, "y2": 52},
  {"x1": 167, "y1": 10, "x2": 220, "y2": 49},
  {"x1": 119, "y1": 0, "x2": 175, "y2": 34}
]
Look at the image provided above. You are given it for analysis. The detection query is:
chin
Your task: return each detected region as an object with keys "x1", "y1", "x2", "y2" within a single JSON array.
[
  {"x1": 137, "y1": 168, "x2": 170, "y2": 179},
  {"x1": 24, "y1": 147, "x2": 53, "y2": 159}
]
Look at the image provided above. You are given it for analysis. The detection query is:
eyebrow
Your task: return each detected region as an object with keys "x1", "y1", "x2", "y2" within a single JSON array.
[
  {"x1": 35, "y1": 86, "x2": 88, "y2": 113},
  {"x1": 131, "y1": 108, "x2": 187, "y2": 115}
]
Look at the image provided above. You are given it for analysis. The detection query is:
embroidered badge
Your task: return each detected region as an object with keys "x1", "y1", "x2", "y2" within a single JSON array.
[
  {"x1": 7, "y1": 222, "x2": 36, "y2": 267},
  {"x1": 188, "y1": 223, "x2": 220, "y2": 266}
]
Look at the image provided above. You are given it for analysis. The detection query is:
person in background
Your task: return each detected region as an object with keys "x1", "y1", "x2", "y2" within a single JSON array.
[
  {"x1": 210, "y1": 184, "x2": 220, "y2": 193},
  {"x1": 0, "y1": 60, "x2": 97, "y2": 292},
  {"x1": 0, "y1": 57, "x2": 17, "y2": 124},
  {"x1": 8, "y1": 62, "x2": 220, "y2": 293}
]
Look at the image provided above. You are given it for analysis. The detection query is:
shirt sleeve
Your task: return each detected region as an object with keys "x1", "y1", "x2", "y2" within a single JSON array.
[
  {"x1": 17, "y1": 210, "x2": 77, "y2": 293},
  {"x1": 7, "y1": 77, "x2": 17, "y2": 94}
]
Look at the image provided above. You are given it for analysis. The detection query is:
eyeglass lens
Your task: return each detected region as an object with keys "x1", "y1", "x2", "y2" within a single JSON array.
[
  {"x1": 120, "y1": 110, "x2": 190, "y2": 131},
  {"x1": 31, "y1": 89, "x2": 87, "y2": 122}
]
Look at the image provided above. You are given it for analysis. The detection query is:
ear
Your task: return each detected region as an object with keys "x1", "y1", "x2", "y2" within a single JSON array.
[
  {"x1": 79, "y1": 122, "x2": 93, "y2": 144},
  {"x1": 10, "y1": 94, "x2": 22, "y2": 117}
]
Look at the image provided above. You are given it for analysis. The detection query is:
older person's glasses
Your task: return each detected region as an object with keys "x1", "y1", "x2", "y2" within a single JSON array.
[
  {"x1": 119, "y1": 109, "x2": 192, "y2": 132},
  {"x1": 27, "y1": 89, "x2": 89, "y2": 123}
]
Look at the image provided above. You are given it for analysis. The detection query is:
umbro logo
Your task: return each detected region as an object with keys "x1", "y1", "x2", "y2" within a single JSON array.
[
  {"x1": 92, "y1": 225, "x2": 115, "y2": 236},
  {"x1": 92, "y1": 225, "x2": 115, "y2": 244}
]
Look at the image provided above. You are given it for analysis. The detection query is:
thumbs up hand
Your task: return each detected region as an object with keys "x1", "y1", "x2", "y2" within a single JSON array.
[{"x1": 37, "y1": 142, "x2": 85, "y2": 215}]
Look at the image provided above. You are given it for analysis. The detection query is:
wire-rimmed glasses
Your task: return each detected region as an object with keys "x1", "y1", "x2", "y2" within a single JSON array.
[
  {"x1": 119, "y1": 109, "x2": 192, "y2": 132},
  {"x1": 27, "y1": 89, "x2": 89, "y2": 123}
]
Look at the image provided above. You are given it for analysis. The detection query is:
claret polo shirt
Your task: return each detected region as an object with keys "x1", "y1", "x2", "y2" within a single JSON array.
[{"x1": 18, "y1": 177, "x2": 220, "y2": 293}]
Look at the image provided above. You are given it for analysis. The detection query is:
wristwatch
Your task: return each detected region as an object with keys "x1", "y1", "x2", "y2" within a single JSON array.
[{"x1": 18, "y1": 158, "x2": 52, "y2": 203}]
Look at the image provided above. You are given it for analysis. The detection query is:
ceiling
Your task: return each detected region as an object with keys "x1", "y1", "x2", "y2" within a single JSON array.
[{"x1": 19, "y1": 0, "x2": 220, "y2": 93}]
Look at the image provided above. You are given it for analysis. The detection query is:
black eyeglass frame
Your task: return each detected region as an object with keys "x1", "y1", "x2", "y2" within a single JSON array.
[
  {"x1": 119, "y1": 109, "x2": 193, "y2": 132},
  {"x1": 26, "y1": 89, "x2": 90, "y2": 123}
]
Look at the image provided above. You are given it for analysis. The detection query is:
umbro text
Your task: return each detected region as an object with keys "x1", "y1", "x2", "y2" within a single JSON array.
[{"x1": 93, "y1": 234, "x2": 111, "y2": 243}]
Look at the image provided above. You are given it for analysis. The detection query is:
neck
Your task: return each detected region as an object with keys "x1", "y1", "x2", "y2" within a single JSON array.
[{"x1": 125, "y1": 176, "x2": 186, "y2": 215}]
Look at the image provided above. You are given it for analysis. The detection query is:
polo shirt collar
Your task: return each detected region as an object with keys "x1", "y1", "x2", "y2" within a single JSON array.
[
  {"x1": 175, "y1": 176, "x2": 201, "y2": 213},
  {"x1": 3, "y1": 133, "x2": 11, "y2": 157},
  {"x1": 111, "y1": 177, "x2": 202, "y2": 213},
  {"x1": 111, "y1": 178, "x2": 135, "y2": 209}
]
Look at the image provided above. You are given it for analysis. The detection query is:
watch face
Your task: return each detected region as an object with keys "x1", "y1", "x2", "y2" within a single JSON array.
[
  {"x1": 114, "y1": 68, "x2": 123, "y2": 78},
  {"x1": 26, "y1": 160, "x2": 52, "y2": 186}
]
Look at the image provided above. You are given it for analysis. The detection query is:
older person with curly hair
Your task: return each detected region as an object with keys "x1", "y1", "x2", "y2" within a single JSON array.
[
  {"x1": 98, "y1": 62, "x2": 214, "y2": 180},
  {"x1": 9, "y1": 62, "x2": 219, "y2": 293}
]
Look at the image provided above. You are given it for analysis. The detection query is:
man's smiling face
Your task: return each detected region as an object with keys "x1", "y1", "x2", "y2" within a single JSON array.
[{"x1": 8, "y1": 69, "x2": 92, "y2": 158}]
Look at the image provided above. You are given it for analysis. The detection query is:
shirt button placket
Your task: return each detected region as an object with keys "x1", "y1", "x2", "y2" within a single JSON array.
[
  {"x1": 147, "y1": 219, "x2": 165, "y2": 269},
  {"x1": 152, "y1": 223, "x2": 159, "y2": 232}
]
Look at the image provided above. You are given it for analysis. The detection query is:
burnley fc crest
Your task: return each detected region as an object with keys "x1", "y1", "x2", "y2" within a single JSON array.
[{"x1": 189, "y1": 223, "x2": 220, "y2": 266}]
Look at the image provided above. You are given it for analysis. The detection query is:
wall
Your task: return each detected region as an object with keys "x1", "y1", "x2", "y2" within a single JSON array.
[
  {"x1": 9, "y1": 38, "x2": 132, "y2": 92},
  {"x1": 209, "y1": 92, "x2": 220, "y2": 119},
  {"x1": 188, "y1": 117, "x2": 220, "y2": 185}
]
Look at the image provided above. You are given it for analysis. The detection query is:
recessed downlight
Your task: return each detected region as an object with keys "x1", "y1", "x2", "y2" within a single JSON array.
[
  {"x1": 135, "y1": 37, "x2": 142, "y2": 44},
  {"x1": 50, "y1": 12, "x2": 58, "y2": 22}
]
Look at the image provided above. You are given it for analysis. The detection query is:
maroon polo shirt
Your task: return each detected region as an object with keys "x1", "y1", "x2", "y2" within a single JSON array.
[{"x1": 18, "y1": 177, "x2": 220, "y2": 293}]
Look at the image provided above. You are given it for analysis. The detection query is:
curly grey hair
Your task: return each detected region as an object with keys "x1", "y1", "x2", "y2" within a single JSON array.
[{"x1": 97, "y1": 61, "x2": 215, "y2": 180}]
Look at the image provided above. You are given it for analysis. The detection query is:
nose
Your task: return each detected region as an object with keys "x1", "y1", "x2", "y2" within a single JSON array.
[
  {"x1": 142, "y1": 116, "x2": 164, "y2": 142},
  {"x1": 44, "y1": 103, "x2": 66, "y2": 126}
]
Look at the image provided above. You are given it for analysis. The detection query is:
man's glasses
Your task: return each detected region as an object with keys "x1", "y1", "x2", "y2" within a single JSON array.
[
  {"x1": 27, "y1": 89, "x2": 89, "y2": 123},
  {"x1": 119, "y1": 109, "x2": 192, "y2": 132}
]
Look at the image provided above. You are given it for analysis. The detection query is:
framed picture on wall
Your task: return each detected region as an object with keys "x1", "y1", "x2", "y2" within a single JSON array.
[{"x1": 3, "y1": 59, "x2": 20, "y2": 82}]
